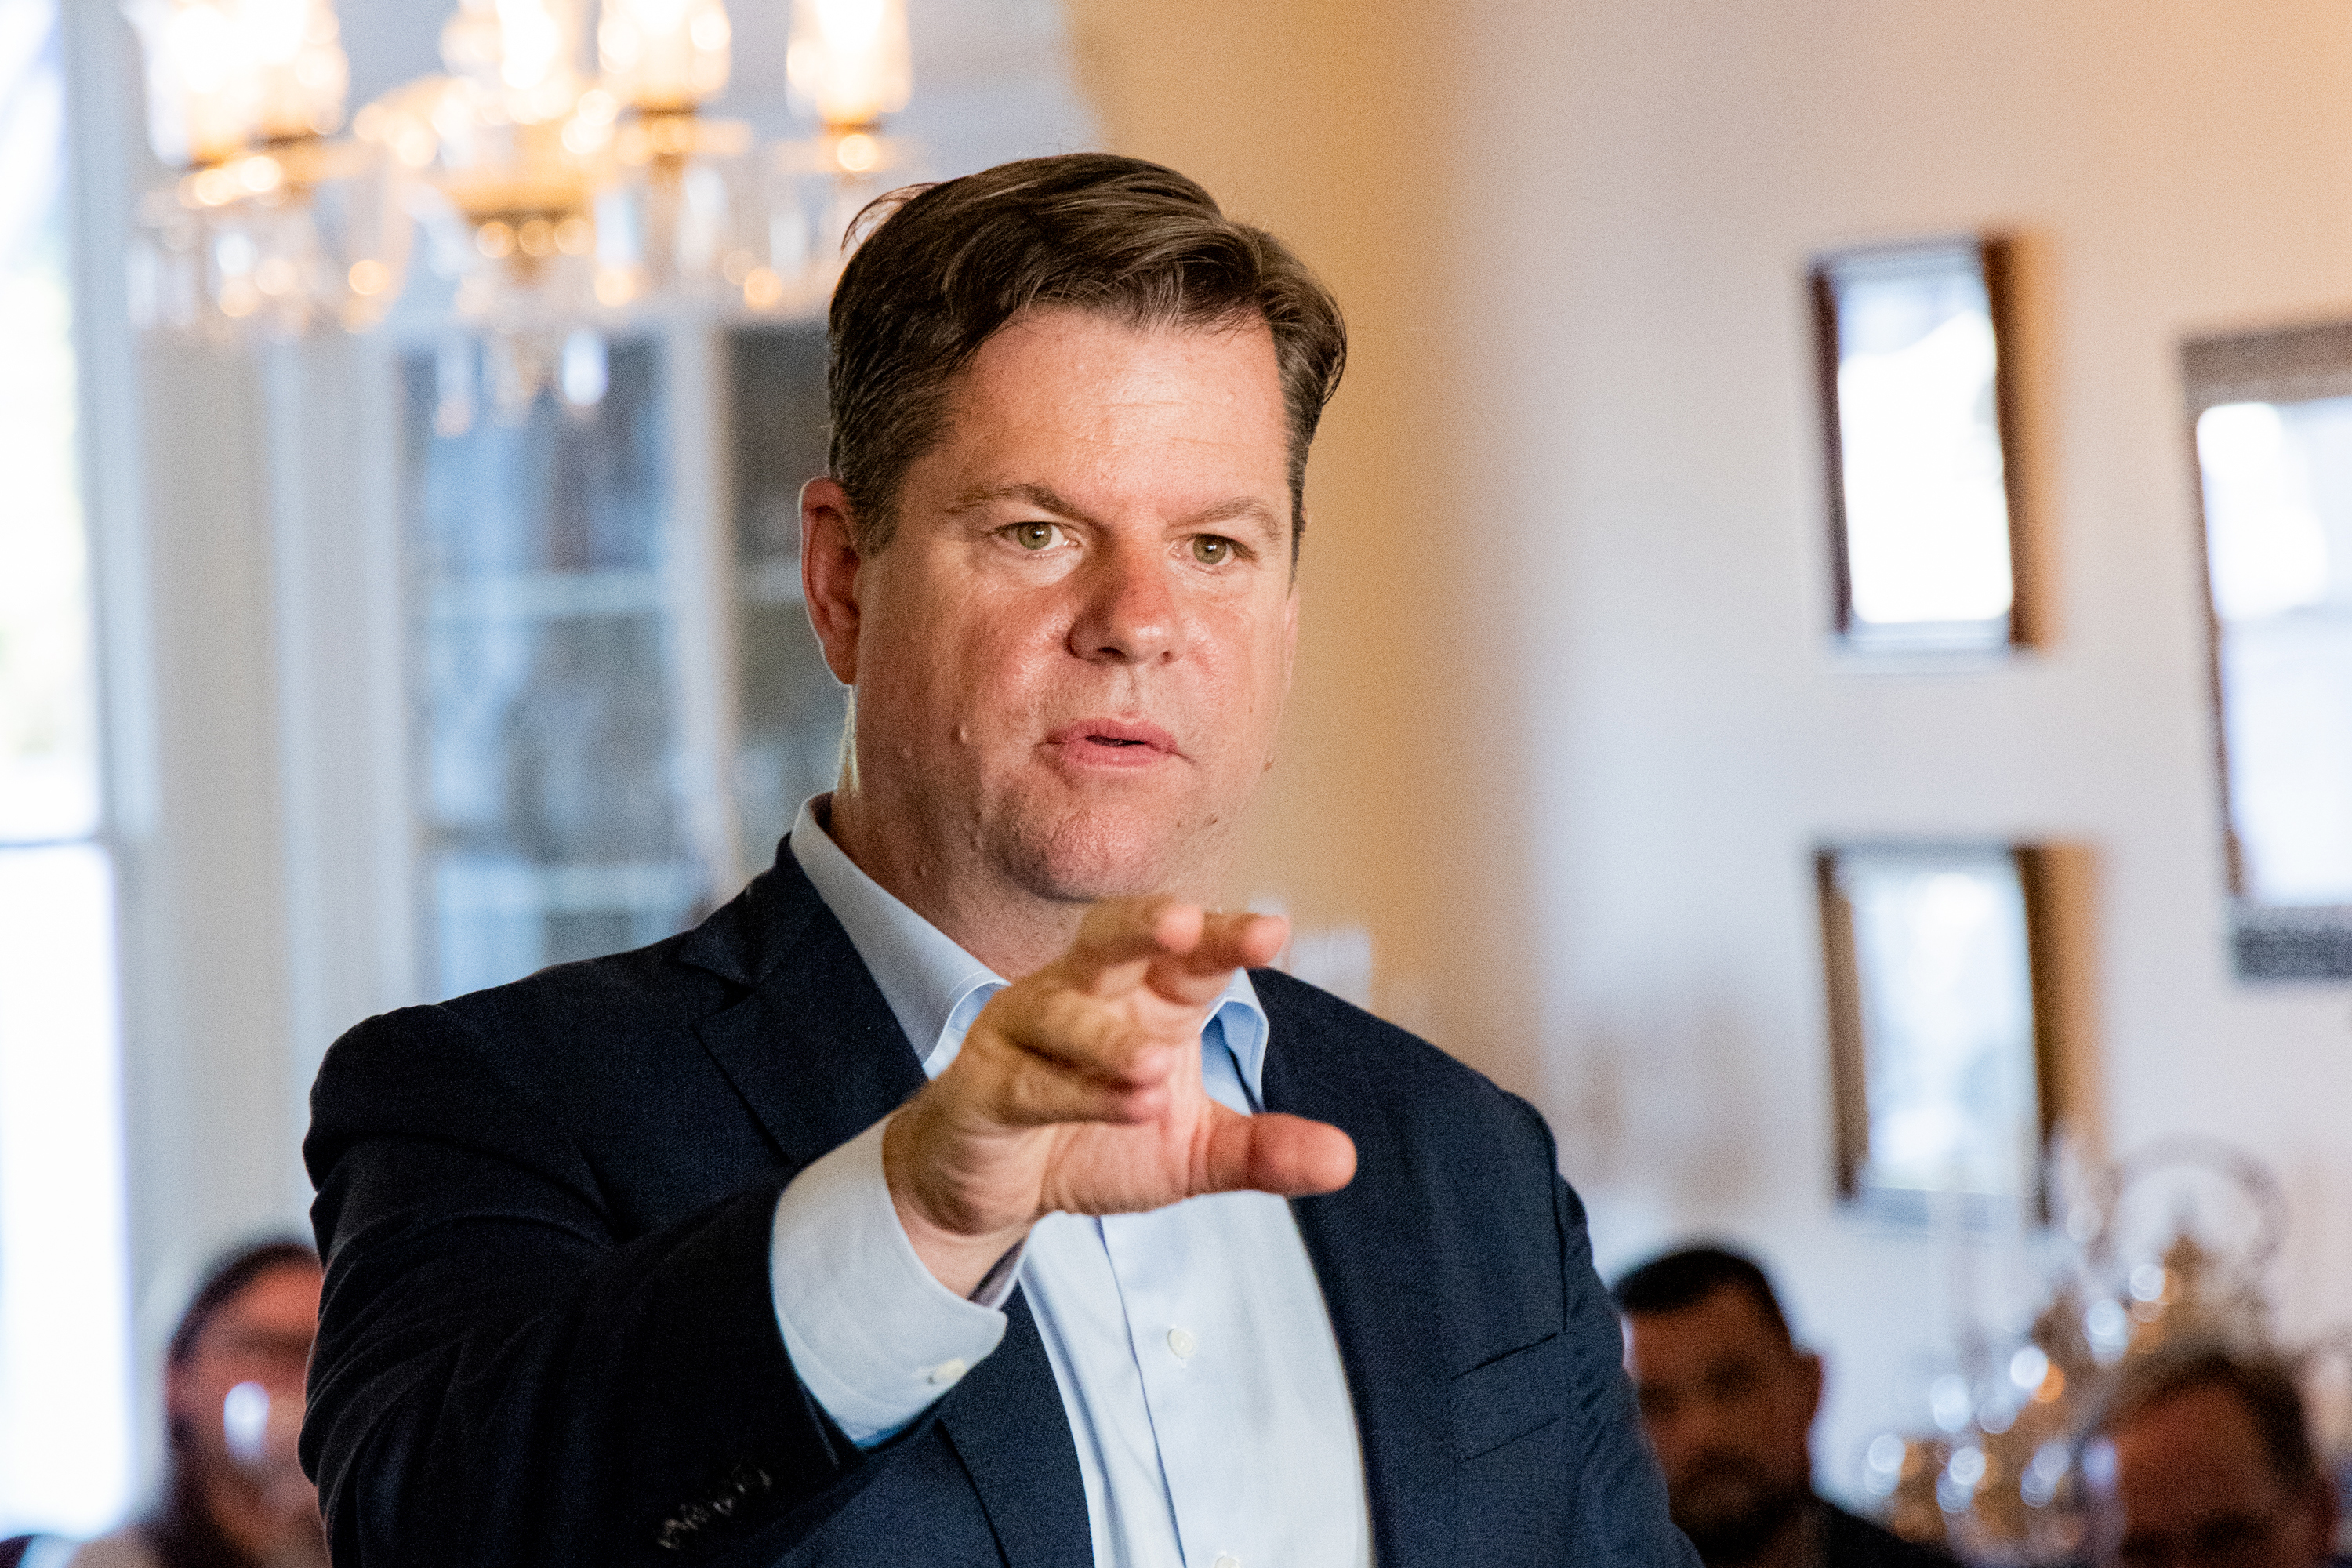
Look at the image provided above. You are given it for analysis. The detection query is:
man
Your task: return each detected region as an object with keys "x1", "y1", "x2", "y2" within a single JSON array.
[
  {"x1": 1615, "y1": 1247, "x2": 1952, "y2": 1568},
  {"x1": 70, "y1": 1240, "x2": 328, "y2": 1568},
  {"x1": 2082, "y1": 1341, "x2": 2337, "y2": 1568},
  {"x1": 303, "y1": 154, "x2": 1690, "y2": 1566}
]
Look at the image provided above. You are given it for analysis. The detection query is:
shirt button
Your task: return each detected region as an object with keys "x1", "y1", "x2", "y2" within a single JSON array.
[
  {"x1": 1213, "y1": 1555, "x2": 1242, "y2": 1568},
  {"x1": 1167, "y1": 1327, "x2": 1197, "y2": 1360},
  {"x1": 927, "y1": 1358, "x2": 968, "y2": 1386}
]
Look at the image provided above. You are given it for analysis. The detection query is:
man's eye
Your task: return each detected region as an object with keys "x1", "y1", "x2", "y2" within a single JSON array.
[
  {"x1": 1704, "y1": 1366, "x2": 1760, "y2": 1402},
  {"x1": 1010, "y1": 522, "x2": 1061, "y2": 550},
  {"x1": 1191, "y1": 535, "x2": 1234, "y2": 564}
]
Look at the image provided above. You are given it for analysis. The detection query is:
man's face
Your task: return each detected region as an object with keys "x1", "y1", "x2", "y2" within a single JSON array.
[
  {"x1": 809, "y1": 307, "x2": 1299, "y2": 908},
  {"x1": 2089, "y1": 1383, "x2": 2336, "y2": 1568},
  {"x1": 1623, "y1": 1286, "x2": 1822, "y2": 1562}
]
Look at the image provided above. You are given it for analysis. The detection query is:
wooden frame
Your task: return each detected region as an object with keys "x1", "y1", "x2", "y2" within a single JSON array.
[
  {"x1": 1818, "y1": 842, "x2": 2061, "y2": 1218},
  {"x1": 1812, "y1": 235, "x2": 2030, "y2": 654}
]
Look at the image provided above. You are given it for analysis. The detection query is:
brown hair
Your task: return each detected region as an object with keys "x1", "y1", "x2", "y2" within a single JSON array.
[
  {"x1": 166, "y1": 1236, "x2": 318, "y2": 1368},
  {"x1": 1612, "y1": 1243, "x2": 1797, "y2": 1348},
  {"x1": 825, "y1": 153, "x2": 1347, "y2": 559},
  {"x1": 2087, "y1": 1339, "x2": 2319, "y2": 1490}
]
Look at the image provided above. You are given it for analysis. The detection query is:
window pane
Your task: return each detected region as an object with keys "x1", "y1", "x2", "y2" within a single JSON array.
[
  {"x1": 728, "y1": 323, "x2": 847, "y2": 872},
  {"x1": 0, "y1": 0, "x2": 133, "y2": 1536},
  {"x1": 0, "y1": 0, "x2": 97, "y2": 845},
  {"x1": 402, "y1": 336, "x2": 711, "y2": 999},
  {"x1": 0, "y1": 844, "x2": 132, "y2": 1534}
]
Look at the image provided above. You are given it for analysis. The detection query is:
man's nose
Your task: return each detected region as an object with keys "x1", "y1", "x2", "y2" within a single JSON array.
[
  {"x1": 1069, "y1": 540, "x2": 1178, "y2": 663},
  {"x1": 1661, "y1": 1397, "x2": 1733, "y2": 1457}
]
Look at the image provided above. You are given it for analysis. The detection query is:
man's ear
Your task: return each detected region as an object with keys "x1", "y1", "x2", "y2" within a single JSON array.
[
  {"x1": 801, "y1": 477, "x2": 865, "y2": 686},
  {"x1": 1795, "y1": 1348, "x2": 1825, "y2": 1427}
]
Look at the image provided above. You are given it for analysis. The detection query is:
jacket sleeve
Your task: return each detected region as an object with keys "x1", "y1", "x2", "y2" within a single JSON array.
[
  {"x1": 302, "y1": 1001, "x2": 884, "y2": 1566},
  {"x1": 1548, "y1": 1162, "x2": 1700, "y2": 1566}
]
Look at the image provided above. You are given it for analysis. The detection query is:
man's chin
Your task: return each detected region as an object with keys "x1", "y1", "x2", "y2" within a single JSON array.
[
  {"x1": 1671, "y1": 1478, "x2": 1811, "y2": 1566},
  {"x1": 987, "y1": 804, "x2": 1210, "y2": 907}
]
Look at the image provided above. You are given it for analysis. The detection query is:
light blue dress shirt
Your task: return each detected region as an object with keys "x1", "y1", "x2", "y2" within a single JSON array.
[{"x1": 769, "y1": 798, "x2": 1373, "y2": 1568}]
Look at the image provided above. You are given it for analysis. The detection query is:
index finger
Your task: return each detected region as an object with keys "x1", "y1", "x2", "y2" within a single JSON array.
[
  {"x1": 1058, "y1": 896, "x2": 1201, "y2": 993},
  {"x1": 1181, "y1": 908, "x2": 1289, "y2": 978},
  {"x1": 1062, "y1": 899, "x2": 1287, "y2": 1003}
]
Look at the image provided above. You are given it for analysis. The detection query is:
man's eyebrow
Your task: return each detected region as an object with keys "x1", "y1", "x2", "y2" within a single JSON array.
[
  {"x1": 947, "y1": 482, "x2": 1091, "y2": 519},
  {"x1": 1178, "y1": 496, "x2": 1285, "y2": 541},
  {"x1": 947, "y1": 485, "x2": 1286, "y2": 543}
]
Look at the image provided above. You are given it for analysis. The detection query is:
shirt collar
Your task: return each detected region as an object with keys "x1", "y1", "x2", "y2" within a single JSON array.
[{"x1": 788, "y1": 795, "x2": 1268, "y2": 1096}]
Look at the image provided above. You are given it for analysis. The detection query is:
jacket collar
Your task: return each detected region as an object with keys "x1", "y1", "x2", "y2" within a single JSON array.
[{"x1": 673, "y1": 837, "x2": 826, "y2": 991}]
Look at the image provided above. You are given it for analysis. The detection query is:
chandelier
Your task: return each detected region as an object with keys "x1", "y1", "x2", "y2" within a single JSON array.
[{"x1": 124, "y1": 0, "x2": 916, "y2": 343}]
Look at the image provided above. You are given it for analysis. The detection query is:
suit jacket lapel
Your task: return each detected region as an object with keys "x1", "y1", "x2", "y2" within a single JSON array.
[
  {"x1": 1261, "y1": 978, "x2": 1460, "y2": 1568},
  {"x1": 935, "y1": 1290, "x2": 1093, "y2": 1568},
  {"x1": 681, "y1": 844, "x2": 1091, "y2": 1566},
  {"x1": 684, "y1": 843, "x2": 926, "y2": 1172}
]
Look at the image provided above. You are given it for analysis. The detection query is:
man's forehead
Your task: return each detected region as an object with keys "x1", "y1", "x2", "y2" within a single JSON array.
[
  {"x1": 1634, "y1": 1283, "x2": 1785, "y2": 1341},
  {"x1": 2108, "y1": 1382, "x2": 2279, "y2": 1482},
  {"x1": 955, "y1": 308, "x2": 1283, "y2": 423}
]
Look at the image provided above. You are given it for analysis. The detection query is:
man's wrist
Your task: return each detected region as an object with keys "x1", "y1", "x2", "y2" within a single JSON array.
[
  {"x1": 768, "y1": 1120, "x2": 1011, "y2": 1447},
  {"x1": 880, "y1": 1103, "x2": 1036, "y2": 1299}
]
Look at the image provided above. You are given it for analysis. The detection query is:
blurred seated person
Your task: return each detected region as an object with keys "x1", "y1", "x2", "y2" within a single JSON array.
[
  {"x1": 67, "y1": 1240, "x2": 326, "y2": 1568},
  {"x1": 2082, "y1": 1340, "x2": 2337, "y2": 1568},
  {"x1": 1615, "y1": 1246, "x2": 1958, "y2": 1568}
]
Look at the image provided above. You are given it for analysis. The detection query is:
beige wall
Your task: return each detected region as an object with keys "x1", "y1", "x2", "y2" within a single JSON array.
[{"x1": 1073, "y1": 0, "x2": 2352, "y2": 1497}]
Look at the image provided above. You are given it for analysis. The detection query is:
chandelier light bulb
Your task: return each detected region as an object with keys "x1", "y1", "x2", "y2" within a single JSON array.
[
  {"x1": 125, "y1": 0, "x2": 256, "y2": 165},
  {"x1": 441, "y1": 0, "x2": 586, "y2": 125},
  {"x1": 601, "y1": 0, "x2": 731, "y2": 112},
  {"x1": 241, "y1": 0, "x2": 349, "y2": 140},
  {"x1": 786, "y1": 0, "x2": 909, "y2": 131}
]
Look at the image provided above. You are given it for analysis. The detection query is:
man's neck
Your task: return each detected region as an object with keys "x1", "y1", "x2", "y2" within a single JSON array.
[
  {"x1": 1699, "y1": 1498, "x2": 1820, "y2": 1568},
  {"x1": 821, "y1": 791, "x2": 1094, "y2": 979}
]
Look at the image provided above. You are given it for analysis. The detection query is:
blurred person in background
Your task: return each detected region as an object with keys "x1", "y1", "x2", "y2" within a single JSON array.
[
  {"x1": 64, "y1": 1240, "x2": 325, "y2": 1568},
  {"x1": 2082, "y1": 1341, "x2": 2336, "y2": 1568},
  {"x1": 1616, "y1": 1246, "x2": 1958, "y2": 1568}
]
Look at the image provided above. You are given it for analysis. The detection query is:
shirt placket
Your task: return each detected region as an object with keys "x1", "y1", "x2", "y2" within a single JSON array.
[{"x1": 1093, "y1": 1015, "x2": 1264, "y2": 1568}]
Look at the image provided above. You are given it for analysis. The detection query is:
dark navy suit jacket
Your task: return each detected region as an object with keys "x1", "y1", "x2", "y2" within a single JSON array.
[{"x1": 303, "y1": 844, "x2": 1694, "y2": 1566}]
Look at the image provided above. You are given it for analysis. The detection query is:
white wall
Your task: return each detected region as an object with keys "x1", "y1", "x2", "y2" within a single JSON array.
[{"x1": 1465, "y1": 0, "x2": 2352, "y2": 1491}]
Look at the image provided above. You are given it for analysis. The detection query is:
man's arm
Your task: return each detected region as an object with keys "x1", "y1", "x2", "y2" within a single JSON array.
[
  {"x1": 1548, "y1": 1163, "x2": 1701, "y2": 1564},
  {"x1": 303, "y1": 1004, "x2": 863, "y2": 1566}
]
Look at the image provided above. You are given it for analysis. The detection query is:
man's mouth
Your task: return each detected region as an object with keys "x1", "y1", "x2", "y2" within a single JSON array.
[{"x1": 1044, "y1": 720, "x2": 1180, "y2": 760}]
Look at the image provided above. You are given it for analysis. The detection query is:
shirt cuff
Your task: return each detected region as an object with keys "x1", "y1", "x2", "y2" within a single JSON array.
[{"x1": 769, "y1": 1117, "x2": 1013, "y2": 1446}]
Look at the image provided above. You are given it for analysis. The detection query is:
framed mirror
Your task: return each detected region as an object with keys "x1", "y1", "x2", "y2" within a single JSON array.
[
  {"x1": 1818, "y1": 841, "x2": 2061, "y2": 1217},
  {"x1": 1811, "y1": 236, "x2": 2027, "y2": 655},
  {"x1": 2183, "y1": 320, "x2": 2352, "y2": 978}
]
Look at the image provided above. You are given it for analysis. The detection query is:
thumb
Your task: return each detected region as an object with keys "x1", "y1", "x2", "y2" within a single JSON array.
[{"x1": 1196, "y1": 1107, "x2": 1357, "y2": 1199}]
